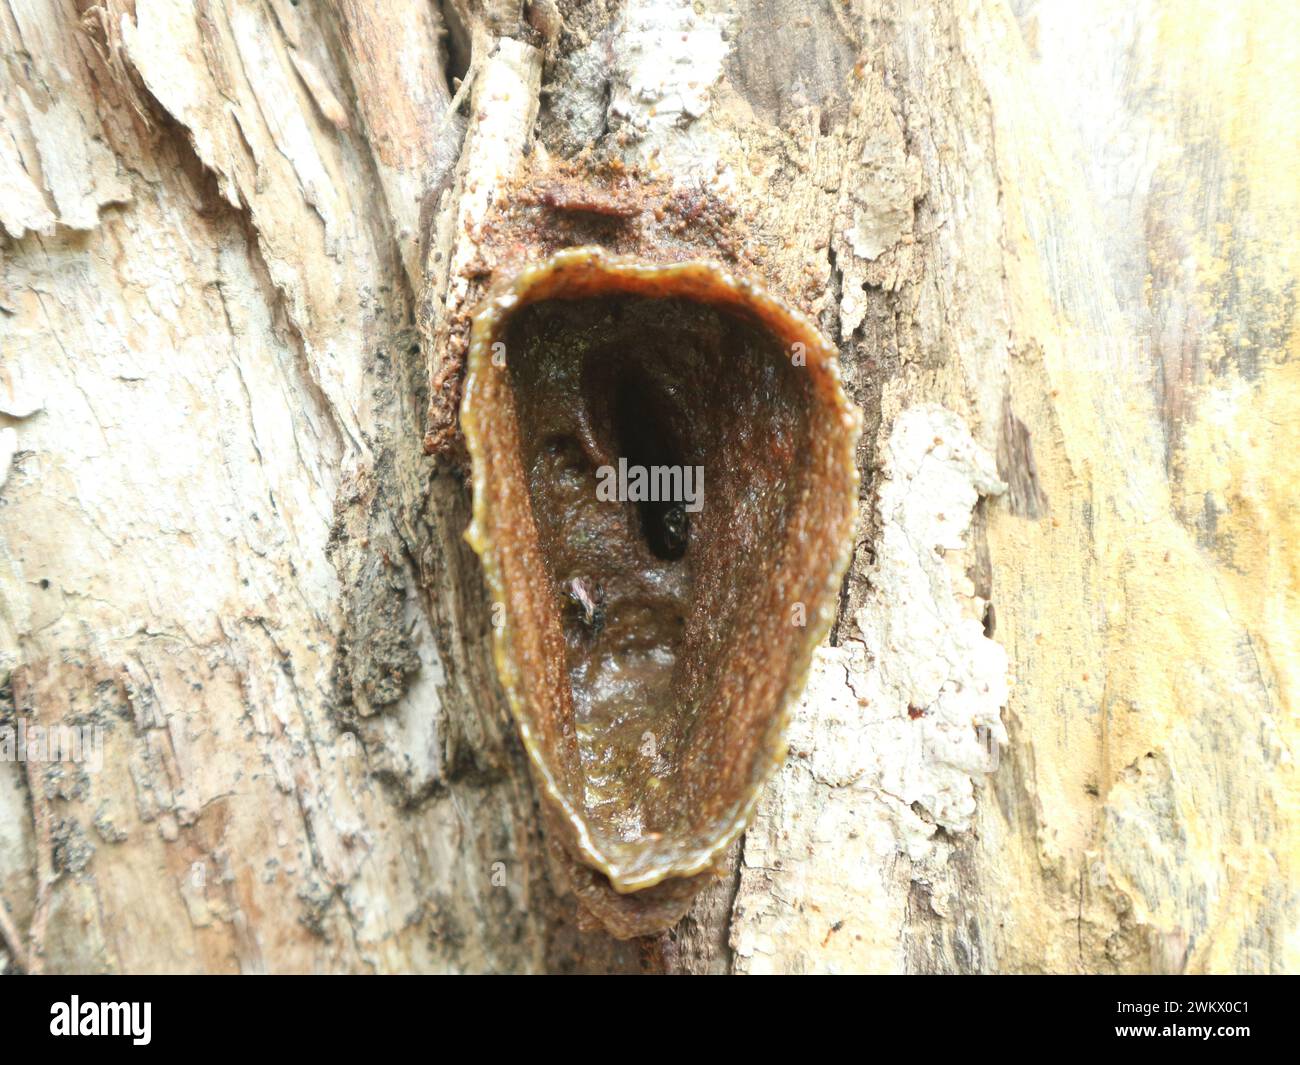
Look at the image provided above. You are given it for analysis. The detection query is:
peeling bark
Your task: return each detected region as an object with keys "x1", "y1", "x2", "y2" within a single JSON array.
[{"x1": 0, "y1": 0, "x2": 1295, "y2": 973}]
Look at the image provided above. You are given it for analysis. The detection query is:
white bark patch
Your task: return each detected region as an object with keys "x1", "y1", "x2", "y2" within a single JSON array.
[
  {"x1": 0, "y1": 134, "x2": 55, "y2": 238},
  {"x1": 1, "y1": 0, "x2": 132, "y2": 235},
  {"x1": 0, "y1": 363, "x2": 43, "y2": 420},
  {"x1": 607, "y1": 0, "x2": 733, "y2": 180},
  {"x1": 855, "y1": 403, "x2": 1009, "y2": 836},
  {"x1": 732, "y1": 405, "x2": 1008, "y2": 972}
]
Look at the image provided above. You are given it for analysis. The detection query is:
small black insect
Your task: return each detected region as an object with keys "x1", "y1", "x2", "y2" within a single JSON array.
[
  {"x1": 661, "y1": 503, "x2": 689, "y2": 557},
  {"x1": 565, "y1": 576, "x2": 606, "y2": 636}
]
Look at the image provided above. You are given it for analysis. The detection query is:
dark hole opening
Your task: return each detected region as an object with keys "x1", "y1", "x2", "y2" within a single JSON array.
[
  {"x1": 982, "y1": 601, "x2": 996, "y2": 638},
  {"x1": 439, "y1": 0, "x2": 473, "y2": 100},
  {"x1": 611, "y1": 373, "x2": 689, "y2": 562}
]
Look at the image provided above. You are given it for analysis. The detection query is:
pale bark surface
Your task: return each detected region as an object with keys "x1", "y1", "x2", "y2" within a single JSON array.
[{"x1": 0, "y1": 0, "x2": 1294, "y2": 973}]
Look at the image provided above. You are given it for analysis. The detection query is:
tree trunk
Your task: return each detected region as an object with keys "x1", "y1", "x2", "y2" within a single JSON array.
[{"x1": 0, "y1": 0, "x2": 1294, "y2": 974}]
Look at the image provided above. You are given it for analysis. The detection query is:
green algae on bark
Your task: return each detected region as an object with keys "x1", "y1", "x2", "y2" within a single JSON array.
[{"x1": 461, "y1": 247, "x2": 860, "y2": 937}]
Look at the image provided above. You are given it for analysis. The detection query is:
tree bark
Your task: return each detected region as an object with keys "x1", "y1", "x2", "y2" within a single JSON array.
[{"x1": 0, "y1": 0, "x2": 1295, "y2": 973}]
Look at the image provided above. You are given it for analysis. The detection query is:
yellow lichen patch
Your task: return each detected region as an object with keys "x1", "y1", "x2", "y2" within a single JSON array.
[
  {"x1": 974, "y1": 0, "x2": 1298, "y2": 972},
  {"x1": 1175, "y1": 357, "x2": 1300, "y2": 707}
]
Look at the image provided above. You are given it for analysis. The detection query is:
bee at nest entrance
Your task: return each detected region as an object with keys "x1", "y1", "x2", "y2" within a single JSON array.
[
  {"x1": 463, "y1": 249, "x2": 859, "y2": 920},
  {"x1": 503, "y1": 291, "x2": 810, "y2": 850}
]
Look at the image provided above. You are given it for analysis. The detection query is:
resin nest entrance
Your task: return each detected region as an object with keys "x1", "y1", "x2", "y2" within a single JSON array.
[{"x1": 463, "y1": 248, "x2": 860, "y2": 908}]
